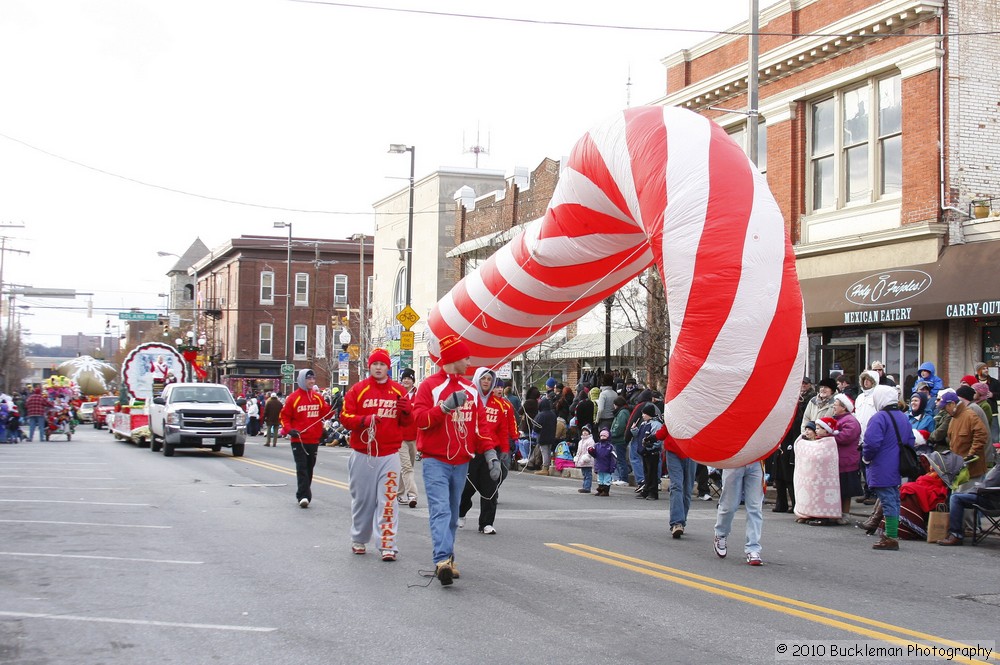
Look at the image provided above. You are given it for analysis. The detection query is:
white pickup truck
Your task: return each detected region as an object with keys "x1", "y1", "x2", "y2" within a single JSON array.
[{"x1": 149, "y1": 383, "x2": 247, "y2": 457}]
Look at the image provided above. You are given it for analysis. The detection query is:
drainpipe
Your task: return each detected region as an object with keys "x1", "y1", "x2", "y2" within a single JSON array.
[{"x1": 937, "y1": 10, "x2": 972, "y2": 240}]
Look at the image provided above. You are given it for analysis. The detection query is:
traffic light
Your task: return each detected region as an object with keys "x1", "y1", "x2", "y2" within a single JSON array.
[{"x1": 162, "y1": 323, "x2": 169, "y2": 336}]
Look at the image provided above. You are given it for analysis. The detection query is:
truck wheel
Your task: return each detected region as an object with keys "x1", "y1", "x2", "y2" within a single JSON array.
[
  {"x1": 150, "y1": 438, "x2": 161, "y2": 452},
  {"x1": 66, "y1": 433, "x2": 71, "y2": 442},
  {"x1": 163, "y1": 443, "x2": 174, "y2": 457},
  {"x1": 231, "y1": 443, "x2": 245, "y2": 457},
  {"x1": 93, "y1": 422, "x2": 100, "y2": 429},
  {"x1": 138, "y1": 438, "x2": 149, "y2": 448}
]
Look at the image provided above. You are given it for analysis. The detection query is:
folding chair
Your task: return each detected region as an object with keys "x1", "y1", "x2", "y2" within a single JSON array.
[{"x1": 970, "y1": 487, "x2": 1000, "y2": 545}]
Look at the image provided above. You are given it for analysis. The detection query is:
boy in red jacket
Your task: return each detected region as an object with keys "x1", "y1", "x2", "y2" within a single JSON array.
[
  {"x1": 279, "y1": 369, "x2": 333, "y2": 508},
  {"x1": 340, "y1": 349, "x2": 413, "y2": 561},
  {"x1": 412, "y1": 334, "x2": 493, "y2": 586}
]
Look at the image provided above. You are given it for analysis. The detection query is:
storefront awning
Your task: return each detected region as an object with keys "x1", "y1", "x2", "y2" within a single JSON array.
[{"x1": 799, "y1": 240, "x2": 1000, "y2": 328}]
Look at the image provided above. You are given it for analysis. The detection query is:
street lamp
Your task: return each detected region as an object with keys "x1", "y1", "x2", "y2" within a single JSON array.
[
  {"x1": 387, "y1": 144, "x2": 415, "y2": 310},
  {"x1": 350, "y1": 233, "x2": 366, "y2": 366},
  {"x1": 273, "y1": 221, "x2": 293, "y2": 363}
]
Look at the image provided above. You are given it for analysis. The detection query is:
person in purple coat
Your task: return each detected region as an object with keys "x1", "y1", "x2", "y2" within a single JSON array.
[
  {"x1": 831, "y1": 393, "x2": 862, "y2": 523},
  {"x1": 861, "y1": 385, "x2": 915, "y2": 551},
  {"x1": 591, "y1": 426, "x2": 617, "y2": 496}
]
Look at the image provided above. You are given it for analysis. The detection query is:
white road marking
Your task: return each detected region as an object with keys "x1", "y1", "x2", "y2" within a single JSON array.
[
  {"x1": 0, "y1": 611, "x2": 274, "y2": 632},
  {"x1": 0, "y1": 462, "x2": 108, "y2": 465},
  {"x1": 0, "y1": 475, "x2": 115, "y2": 480},
  {"x1": 0, "y1": 519, "x2": 170, "y2": 529},
  {"x1": 0, "y1": 552, "x2": 202, "y2": 564},
  {"x1": 0, "y1": 499, "x2": 149, "y2": 506},
  {"x1": 0, "y1": 487, "x2": 129, "y2": 490}
]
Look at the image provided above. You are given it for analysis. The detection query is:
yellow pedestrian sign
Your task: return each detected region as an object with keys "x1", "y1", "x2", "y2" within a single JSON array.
[{"x1": 396, "y1": 306, "x2": 419, "y2": 330}]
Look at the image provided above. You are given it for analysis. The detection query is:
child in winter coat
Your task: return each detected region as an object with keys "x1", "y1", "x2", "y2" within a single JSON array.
[
  {"x1": 553, "y1": 439, "x2": 576, "y2": 477},
  {"x1": 574, "y1": 424, "x2": 596, "y2": 493},
  {"x1": 591, "y1": 426, "x2": 617, "y2": 496},
  {"x1": 639, "y1": 431, "x2": 664, "y2": 500}
]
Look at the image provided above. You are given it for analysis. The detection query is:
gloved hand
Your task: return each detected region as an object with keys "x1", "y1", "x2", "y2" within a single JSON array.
[
  {"x1": 287, "y1": 429, "x2": 301, "y2": 439},
  {"x1": 441, "y1": 390, "x2": 468, "y2": 413},
  {"x1": 396, "y1": 395, "x2": 412, "y2": 417},
  {"x1": 484, "y1": 448, "x2": 501, "y2": 482},
  {"x1": 642, "y1": 434, "x2": 656, "y2": 446},
  {"x1": 587, "y1": 447, "x2": 596, "y2": 456}
]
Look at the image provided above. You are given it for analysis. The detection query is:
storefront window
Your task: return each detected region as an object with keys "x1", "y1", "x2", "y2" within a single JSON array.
[{"x1": 866, "y1": 328, "x2": 919, "y2": 390}]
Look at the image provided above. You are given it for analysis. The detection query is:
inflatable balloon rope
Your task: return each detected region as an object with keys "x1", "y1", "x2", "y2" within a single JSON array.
[{"x1": 428, "y1": 106, "x2": 807, "y2": 468}]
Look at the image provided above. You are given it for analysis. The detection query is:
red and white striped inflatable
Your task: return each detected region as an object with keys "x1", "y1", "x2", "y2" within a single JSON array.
[{"x1": 428, "y1": 106, "x2": 807, "y2": 467}]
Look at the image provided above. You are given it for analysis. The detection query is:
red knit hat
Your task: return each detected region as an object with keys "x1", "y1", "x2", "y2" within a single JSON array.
[
  {"x1": 437, "y1": 334, "x2": 471, "y2": 365},
  {"x1": 961, "y1": 375, "x2": 977, "y2": 386},
  {"x1": 368, "y1": 348, "x2": 391, "y2": 367},
  {"x1": 816, "y1": 417, "x2": 839, "y2": 435}
]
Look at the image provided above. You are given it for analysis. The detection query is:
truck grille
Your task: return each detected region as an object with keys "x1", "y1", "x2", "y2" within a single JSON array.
[{"x1": 179, "y1": 410, "x2": 237, "y2": 430}]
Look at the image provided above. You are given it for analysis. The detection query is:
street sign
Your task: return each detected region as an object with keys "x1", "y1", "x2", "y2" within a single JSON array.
[
  {"x1": 399, "y1": 350, "x2": 413, "y2": 369},
  {"x1": 395, "y1": 305, "x2": 420, "y2": 330},
  {"x1": 280, "y1": 363, "x2": 295, "y2": 380},
  {"x1": 496, "y1": 361, "x2": 513, "y2": 379},
  {"x1": 400, "y1": 330, "x2": 414, "y2": 350},
  {"x1": 338, "y1": 351, "x2": 349, "y2": 363},
  {"x1": 338, "y1": 366, "x2": 349, "y2": 386},
  {"x1": 168, "y1": 313, "x2": 180, "y2": 328},
  {"x1": 119, "y1": 312, "x2": 158, "y2": 321}
]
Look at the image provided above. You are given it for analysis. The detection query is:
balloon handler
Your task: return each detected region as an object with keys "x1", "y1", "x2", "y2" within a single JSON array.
[
  {"x1": 279, "y1": 368, "x2": 334, "y2": 508},
  {"x1": 339, "y1": 349, "x2": 413, "y2": 561},
  {"x1": 412, "y1": 334, "x2": 494, "y2": 586}
]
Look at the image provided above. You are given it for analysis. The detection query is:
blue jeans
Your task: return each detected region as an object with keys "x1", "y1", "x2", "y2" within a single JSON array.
[
  {"x1": 629, "y1": 441, "x2": 645, "y2": 485},
  {"x1": 612, "y1": 442, "x2": 630, "y2": 482},
  {"x1": 580, "y1": 467, "x2": 593, "y2": 491},
  {"x1": 28, "y1": 415, "x2": 45, "y2": 441},
  {"x1": 947, "y1": 492, "x2": 978, "y2": 539},
  {"x1": 714, "y1": 462, "x2": 764, "y2": 555},
  {"x1": 873, "y1": 485, "x2": 900, "y2": 520},
  {"x1": 422, "y1": 457, "x2": 469, "y2": 564},
  {"x1": 666, "y1": 452, "x2": 696, "y2": 527}
]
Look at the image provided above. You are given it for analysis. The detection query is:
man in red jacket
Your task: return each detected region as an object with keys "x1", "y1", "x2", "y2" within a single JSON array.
[
  {"x1": 340, "y1": 349, "x2": 413, "y2": 561},
  {"x1": 279, "y1": 369, "x2": 333, "y2": 508},
  {"x1": 412, "y1": 334, "x2": 492, "y2": 586},
  {"x1": 396, "y1": 367, "x2": 420, "y2": 509}
]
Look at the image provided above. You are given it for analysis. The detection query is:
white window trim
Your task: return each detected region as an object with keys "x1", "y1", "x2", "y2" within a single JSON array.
[
  {"x1": 295, "y1": 272, "x2": 309, "y2": 306},
  {"x1": 259, "y1": 323, "x2": 273, "y2": 359},
  {"x1": 260, "y1": 271, "x2": 274, "y2": 305},
  {"x1": 334, "y1": 274, "x2": 348, "y2": 306},
  {"x1": 293, "y1": 324, "x2": 308, "y2": 360},
  {"x1": 805, "y1": 73, "x2": 902, "y2": 216}
]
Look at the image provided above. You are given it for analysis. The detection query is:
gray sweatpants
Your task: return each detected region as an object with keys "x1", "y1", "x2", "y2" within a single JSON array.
[{"x1": 348, "y1": 450, "x2": 402, "y2": 553}]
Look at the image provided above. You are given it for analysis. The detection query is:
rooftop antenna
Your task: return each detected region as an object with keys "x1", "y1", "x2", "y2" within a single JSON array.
[{"x1": 462, "y1": 123, "x2": 490, "y2": 168}]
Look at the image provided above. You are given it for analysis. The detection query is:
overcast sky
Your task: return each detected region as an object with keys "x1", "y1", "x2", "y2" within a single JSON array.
[{"x1": 0, "y1": 0, "x2": 764, "y2": 350}]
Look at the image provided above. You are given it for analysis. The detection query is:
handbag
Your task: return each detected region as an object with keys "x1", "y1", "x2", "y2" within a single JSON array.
[
  {"x1": 925, "y1": 503, "x2": 949, "y2": 543},
  {"x1": 888, "y1": 413, "x2": 922, "y2": 480}
]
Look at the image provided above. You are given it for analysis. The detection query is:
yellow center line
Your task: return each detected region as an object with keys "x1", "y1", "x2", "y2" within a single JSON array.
[
  {"x1": 547, "y1": 543, "x2": 992, "y2": 665},
  {"x1": 222, "y1": 454, "x2": 349, "y2": 490}
]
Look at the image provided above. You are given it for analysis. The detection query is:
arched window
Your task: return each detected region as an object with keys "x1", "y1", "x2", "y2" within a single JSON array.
[
  {"x1": 184, "y1": 283, "x2": 194, "y2": 300},
  {"x1": 392, "y1": 266, "x2": 406, "y2": 314}
]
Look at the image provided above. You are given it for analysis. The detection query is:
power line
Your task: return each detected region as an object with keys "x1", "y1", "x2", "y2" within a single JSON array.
[{"x1": 288, "y1": 1, "x2": 1000, "y2": 39}]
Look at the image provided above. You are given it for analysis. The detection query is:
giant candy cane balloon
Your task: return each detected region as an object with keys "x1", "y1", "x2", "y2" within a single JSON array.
[{"x1": 428, "y1": 106, "x2": 807, "y2": 467}]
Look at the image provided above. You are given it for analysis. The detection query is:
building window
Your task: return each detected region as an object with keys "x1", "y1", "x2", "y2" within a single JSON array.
[
  {"x1": 260, "y1": 271, "x2": 274, "y2": 305},
  {"x1": 867, "y1": 328, "x2": 919, "y2": 389},
  {"x1": 334, "y1": 274, "x2": 348, "y2": 306},
  {"x1": 295, "y1": 273, "x2": 309, "y2": 306},
  {"x1": 293, "y1": 324, "x2": 307, "y2": 360},
  {"x1": 392, "y1": 267, "x2": 406, "y2": 314},
  {"x1": 808, "y1": 73, "x2": 901, "y2": 212},
  {"x1": 727, "y1": 119, "x2": 767, "y2": 174},
  {"x1": 259, "y1": 323, "x2": 273, "y2": 358}
]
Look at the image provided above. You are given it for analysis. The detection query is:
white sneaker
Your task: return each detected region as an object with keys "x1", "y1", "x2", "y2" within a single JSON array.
[
  {"x1": 458, "y1": 517, "x2": 466, "y2": 529},
  {"x1": 481, "y1": 525, "x2": 497, "y2": 535},
  {"x1": 701, "y1": 494, "x2": 713, "y2": 501},
  {"x1": 298, "y1": 498, "x2": 309, "y2": 508},
  {"x1": 612, "y1": 480, "x2": 627, "y2": 486},
  {"x1": 746, "y1": 551, "x2": 763, "y2": 566},
  {"x1": 714, "y1": 535, "x2": 727, "y2": 558}
]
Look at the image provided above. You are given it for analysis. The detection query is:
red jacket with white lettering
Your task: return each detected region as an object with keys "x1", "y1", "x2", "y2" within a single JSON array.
[
  {"x1": 483, "y1": 392, "x2": 518, "y2": 453},
  {"x1": 340, "y1": 376, "x2": 412, "y2": 456},
  {"x1": 412, "y1": 370, "x2": 491, "y2": 464},
  {"x1": 279, "y1": 388, "x2": 333, "y2": 444}
]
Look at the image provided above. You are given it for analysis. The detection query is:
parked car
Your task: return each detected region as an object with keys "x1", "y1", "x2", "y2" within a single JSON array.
[
  {"x1": 78, "y1": 401, "x2": 96, "y2": 423},
  {"x1": 93, "y1": 395, "x2": 119, "y2": 430}
]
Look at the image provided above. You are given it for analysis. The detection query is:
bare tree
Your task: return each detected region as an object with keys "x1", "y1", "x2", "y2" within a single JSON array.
[
  {"x1": 0, "y1": 327, "x2": 29, "y2": 393},
  {"x1": 614, "y1": 267, "x2": 668, "y2": 390}
]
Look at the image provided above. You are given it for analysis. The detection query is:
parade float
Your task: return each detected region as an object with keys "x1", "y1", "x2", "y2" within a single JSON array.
[{"x1": 109, "y1": 342, "x2": 185, "y2": 447}]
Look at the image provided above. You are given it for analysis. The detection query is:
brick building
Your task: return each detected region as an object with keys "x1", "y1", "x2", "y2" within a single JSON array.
[
  {"x1": 659, "y1": 0, "x2": 1000, "y2": 390},
  {"x1": 171, "y1": 235, "x2": 372, "y2": 395}
]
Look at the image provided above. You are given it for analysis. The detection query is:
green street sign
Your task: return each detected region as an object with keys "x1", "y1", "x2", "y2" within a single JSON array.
[
  {"x1": 280, "y1": 363, "x2": 295, "y2": 378},
  {"x1": 118, "y1": 312, "x2": 158, "y2": 321}
]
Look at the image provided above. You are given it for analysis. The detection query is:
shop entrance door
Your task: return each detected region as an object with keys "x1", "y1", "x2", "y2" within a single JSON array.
[{"x1": 816, "y1": 344, "x2": 864, "y2": 384}]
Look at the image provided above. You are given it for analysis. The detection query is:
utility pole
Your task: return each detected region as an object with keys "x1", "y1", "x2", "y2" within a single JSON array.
[
  {"x1": 0, "y1": 230, "x2": 29, "y2": 330},
  {"x1": 747, "y1": 0, "x2": 761, "y2": 166}
]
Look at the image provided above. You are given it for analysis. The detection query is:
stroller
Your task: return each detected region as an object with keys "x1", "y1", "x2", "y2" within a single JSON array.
[{"x1": 45, "y1": 409, "x2": 75, "y2": 441}]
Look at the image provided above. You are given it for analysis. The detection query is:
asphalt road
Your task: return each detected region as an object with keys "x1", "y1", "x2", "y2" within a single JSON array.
[{"x1": 1, "y1": 427, "x2": 998, "y2": 665}]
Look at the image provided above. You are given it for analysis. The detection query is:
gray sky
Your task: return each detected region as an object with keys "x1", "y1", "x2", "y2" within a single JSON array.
[{"x1": 0, "y1": 0, "x2": 761, "y2": 349}]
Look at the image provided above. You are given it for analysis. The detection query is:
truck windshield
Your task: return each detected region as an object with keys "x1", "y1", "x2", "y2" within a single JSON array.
[
  {"x1": 98, "y1": 397, "x2": 117, "y2": 407},
  {"x1": 169, "y1": 387, "x2": 234, "y2": 404}
]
